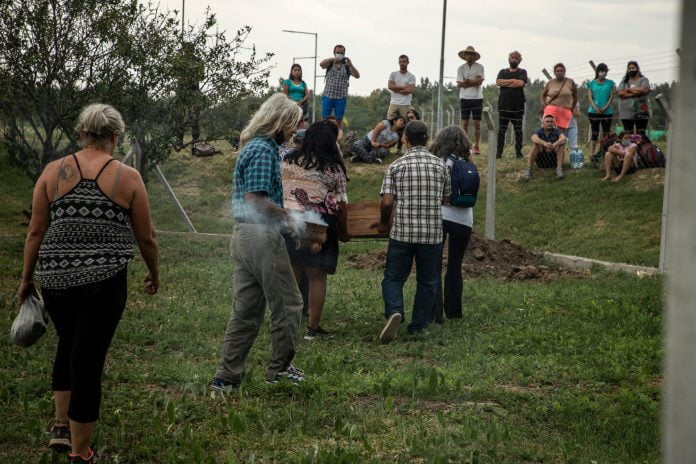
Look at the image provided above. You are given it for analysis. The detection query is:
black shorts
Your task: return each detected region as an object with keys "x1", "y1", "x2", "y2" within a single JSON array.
[
  {"x1": 460, "y1": 99, "x2": 483, "y2": 121},
  {"x1": 285, "y1": 213, "x2": 339, "y2": 274},
  {"x1": 536, "y1": 150, "x2": 557, "y2": 168}
]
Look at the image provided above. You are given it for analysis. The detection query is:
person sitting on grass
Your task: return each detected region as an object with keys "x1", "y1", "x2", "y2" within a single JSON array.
[
  {"x1": 377, "y1": 120, "x2": 451, "y2": 344},
  {"x1": 281, "y1": 121, "x2": 351, "y2": 340},
  {"x1": 523, "y1": 114, "x2": 567, "y2": 180},
  {"x1": 350, "y1": 114, "x2": 406, "y2": 164},
  {"x1": 601, "y1": 132, "x2": 639, "y2": 183}
]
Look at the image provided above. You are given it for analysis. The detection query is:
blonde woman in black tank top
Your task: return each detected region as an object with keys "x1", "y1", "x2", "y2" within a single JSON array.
[{"x1": 17, "y1": 103, "x2": 159, "y2": 463}]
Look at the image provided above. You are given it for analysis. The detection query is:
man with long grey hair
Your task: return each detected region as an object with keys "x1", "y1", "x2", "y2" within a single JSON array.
[{"x1": 211, "y1": 93, "x2": 306, "y2": 389}]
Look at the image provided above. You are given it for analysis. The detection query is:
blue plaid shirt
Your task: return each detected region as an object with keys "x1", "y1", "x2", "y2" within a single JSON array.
[{"x1": 232, "y1": 136, "x2": 284, "y2": 220}]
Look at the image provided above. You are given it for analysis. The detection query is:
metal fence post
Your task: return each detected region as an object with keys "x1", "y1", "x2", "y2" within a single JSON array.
[
  {"x1": 482, "y1": 107, "x2": 496, "y2": 240},
  {"x1": 664, "y1": 2, "x2": 696, "y2": 461},
  {"x1": 655, "y1": 94, "x2": 673, "y2": 273}
]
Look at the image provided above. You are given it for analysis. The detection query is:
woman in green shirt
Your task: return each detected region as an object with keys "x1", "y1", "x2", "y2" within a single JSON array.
[
  {"x1": 586, "y1": 62, "x2": 615, "y2": 156},
  {"x1": 282, "y1": 64, "x2": 310, "y2": 124}
]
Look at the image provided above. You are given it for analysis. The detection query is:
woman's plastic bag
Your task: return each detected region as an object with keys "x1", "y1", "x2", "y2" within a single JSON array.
[{"x1": 10, "y1": 293, "x2": 49, "y2": 347}]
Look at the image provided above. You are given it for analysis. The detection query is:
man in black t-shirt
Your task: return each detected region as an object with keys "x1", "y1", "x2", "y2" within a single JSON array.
[{"x1": 495, "y1": 51, "x2": 527, "y2": 158}]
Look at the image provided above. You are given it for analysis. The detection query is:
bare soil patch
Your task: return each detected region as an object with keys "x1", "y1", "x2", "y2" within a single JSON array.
[{"x1": 346, "y1": 232, "x2": 587, "y2": 281}]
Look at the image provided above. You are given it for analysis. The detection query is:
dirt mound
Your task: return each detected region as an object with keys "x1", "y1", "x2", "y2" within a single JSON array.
[{"x1": 346, "y1": 233, "x2": 584, "y2": 281}]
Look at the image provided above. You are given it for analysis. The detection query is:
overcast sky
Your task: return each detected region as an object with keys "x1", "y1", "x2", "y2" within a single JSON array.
[{"x1": 161, "y1": 0, "x2": 681, "y2": 95}]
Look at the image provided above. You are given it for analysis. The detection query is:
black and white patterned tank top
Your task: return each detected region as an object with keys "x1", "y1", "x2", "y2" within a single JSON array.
[{"x1": 35, "y1": 154, "x2": 135, "y2": 289}]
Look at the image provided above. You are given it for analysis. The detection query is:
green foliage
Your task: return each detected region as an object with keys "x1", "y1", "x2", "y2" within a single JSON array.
[{"x1": 0, "y1": 0, "x2": 272, "y2": 181}]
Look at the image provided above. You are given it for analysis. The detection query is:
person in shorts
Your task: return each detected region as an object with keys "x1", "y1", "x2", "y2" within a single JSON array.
[
  {"x1": 601, "y1": 132, "x2": 639, "y2": 183},
  {"x1": 456, "y1": 46, "x2": 484, "y2": 155},
  {"x1": 319, "y1": 44, "x2": 360, "y2": 128}
]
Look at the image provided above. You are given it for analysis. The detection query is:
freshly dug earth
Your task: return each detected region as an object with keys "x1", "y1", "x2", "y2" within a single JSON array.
[{"x1": 346, "y1": 233, "x2": 585, "y2": 281}]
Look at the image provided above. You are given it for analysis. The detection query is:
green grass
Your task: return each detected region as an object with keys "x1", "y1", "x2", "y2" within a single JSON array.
[{"x1": 0, "y1": 142, "x2": 663, "y2": 463}]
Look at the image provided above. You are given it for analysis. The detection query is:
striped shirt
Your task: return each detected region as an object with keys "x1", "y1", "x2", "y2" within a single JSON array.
[
  {"x1": 380, "y1": 146, "x2": 451, "y2": 244},
  {"x1": 232, "y1": 136, "x2": 284, "y2": 220}
]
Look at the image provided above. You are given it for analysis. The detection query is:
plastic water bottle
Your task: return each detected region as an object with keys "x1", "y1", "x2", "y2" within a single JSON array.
[{"x1": 570, "y1": 146, "x2": 584, "y2": 169}]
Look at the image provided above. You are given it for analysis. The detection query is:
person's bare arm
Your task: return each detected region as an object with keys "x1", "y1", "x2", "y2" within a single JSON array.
[
  {"x1": 602, "y1": 86, "x2": 616, "y2": 112},
  {"x1": 540, "y1": 84, "x2": 549, "y2": 106},
  {"x1": 17, "y1": 172, "x2": 51, "y2": 302},
  {"x1": 588, "y1": 87, "x2": 600, "y2": 113},
  {"x1": 554, "y1": 133, "x2": 567, "y2": 147},
  {"x1": 399, "y1": 83, "x2": 415, "y2": 95},
  {"x1": 337, "y1": 201, "x2": 350, "y2": 242},
  {"x1": 497, "y1": 78, "x2": 523, "y2": 87},
  {"x1": 346, "y1": 58, "x2": 360, "y2": 78},
  {"x1": 281, "y1": 84, "x2": 289, "y2": 96},
  {"x1": 387, "y1": 80, "x2": 401, "y2": 92},
  {"x1": 378, "y1": 193, "x2": 395, "y2": 236},
  {"x1": 127, "y1": 169, "x2": 160, "y2": 294},
  {"x1": 627, "y1": 86, "x2": 650, "y2": 96},
  {"x1": 370, "y1": 122, "x2": 387, "y2": 146},
  {"x1": 319, "y1": 57, "x2": 334, "y2": 69},
  {"x1": 571, "y1": 81, "x2": 578, "y2": 109}
]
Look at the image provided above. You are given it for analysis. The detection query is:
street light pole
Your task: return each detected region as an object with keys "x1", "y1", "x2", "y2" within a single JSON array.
[
  {"x1": 437, "y1": 0, "x2": 447, "y2": 132},
  {"x1": 282, "y1": 30, "x2": 318, "y2": 123}
]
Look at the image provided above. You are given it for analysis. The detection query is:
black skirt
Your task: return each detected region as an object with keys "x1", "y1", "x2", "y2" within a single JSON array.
[{"x1": 285, "y1": 213, "x2": 339, "y2": 274}]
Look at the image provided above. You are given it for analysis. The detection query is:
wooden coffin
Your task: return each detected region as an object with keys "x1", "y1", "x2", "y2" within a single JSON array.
[{"x1": 346, "y1": 201, "x2": 387, "y2": 238}]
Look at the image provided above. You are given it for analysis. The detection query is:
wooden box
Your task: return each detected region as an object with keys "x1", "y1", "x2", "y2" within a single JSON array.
[{"x1": 346, "y1": 201, "x2": 385, "y2": 237}]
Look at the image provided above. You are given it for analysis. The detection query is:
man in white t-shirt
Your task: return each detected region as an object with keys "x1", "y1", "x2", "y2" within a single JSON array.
[
  {"x1": 456, "y1": 46, "x2": 484, "y2": 155},
  {"x1": 387, "y1": 55, "x2": 416, "y2": 120}
]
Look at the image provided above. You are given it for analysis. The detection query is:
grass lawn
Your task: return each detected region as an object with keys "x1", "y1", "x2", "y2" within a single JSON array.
[{"x1": 0, "y1": 141, "x2": 663, "y2": 463}]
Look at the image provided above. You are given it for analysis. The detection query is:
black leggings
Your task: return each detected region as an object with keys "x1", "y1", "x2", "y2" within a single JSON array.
[
  {"x1": 43, "y1": 269, "x2": 127, "y2": 423},
  {"x1": 621, "y1": 118, "x2": 648, "y2": 136},
  {"x1": 588, "y1": 113, "x2": 613, "y2": 141},
  {"x1": 433, "y1": 221, "x2": 472, "y2": 321}
]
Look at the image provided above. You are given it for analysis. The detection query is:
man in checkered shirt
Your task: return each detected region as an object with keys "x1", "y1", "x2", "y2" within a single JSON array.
[
  {"x1": 319, "y1": 44, "x2": 360, "y2": 129},
  {"x1": 377, "y1": 120, "x2": 451, "y2": 343}
]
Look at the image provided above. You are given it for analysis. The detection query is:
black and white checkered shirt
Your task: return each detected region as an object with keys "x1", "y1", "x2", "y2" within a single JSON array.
[
  {"x1": 323, "y1": 62, "x2": 350, "y2": 99},
  {"x1": 380, "y1": 146, "x2": 451, "y2": 244}
]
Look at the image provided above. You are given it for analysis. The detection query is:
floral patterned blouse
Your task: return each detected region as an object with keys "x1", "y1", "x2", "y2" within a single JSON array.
[{"x1": 281, "y1": 160, "x2": 348, "y2": 216}]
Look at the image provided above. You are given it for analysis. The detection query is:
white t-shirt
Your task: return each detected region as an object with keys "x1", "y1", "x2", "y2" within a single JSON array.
[
  {"x1": 441, "y1": 157, "x2": 473, "y2": 227},
  {"x1": 367, "y1": 120, "x2": 400, "y2": 145},
  {"x1": 388, "y1": 70, "x2": 416, "y2": 105},
  {"x1": 457, "y1": 62, "x2": 484, "y2": 100}
]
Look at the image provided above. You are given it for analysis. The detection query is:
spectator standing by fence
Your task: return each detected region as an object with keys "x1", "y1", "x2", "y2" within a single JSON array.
[
  {"x1": 495, "y1": 51, "x2": 527, "y2": 159},
  {"x1": 541, "y1": 63, "x2": 577, "y2": 133},
  {"x1": 456, "y1": 46, "x2": 484, "y2": 155},
  {"x1": 320, "y1": 45, "x2": 360, "y2": 129},
  {"x1": 587, "y1": 63, "x2": 616, "y2": 156},
  {"x1": 388, "y1": 55, "x2": 416, "y2": 155},
  {"x1": 282, "y1": 64, "x2": 310, "y2": 126},
  {"x1": 377, "y1": 121, "x2": 450, "y2": 344},
  {"x1": 617, "y1": 61, "x2": 651, "y2": 136}
]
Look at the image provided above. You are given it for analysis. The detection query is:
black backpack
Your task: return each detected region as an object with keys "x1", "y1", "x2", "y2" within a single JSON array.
[{"x1": 449, "y1": 156, "x2": 480, "y2": 208}]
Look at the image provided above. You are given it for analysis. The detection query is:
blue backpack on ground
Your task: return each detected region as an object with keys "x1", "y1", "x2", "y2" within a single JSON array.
[{"x1": 448, "y1": 155, "x2": 480, "y2": 208}]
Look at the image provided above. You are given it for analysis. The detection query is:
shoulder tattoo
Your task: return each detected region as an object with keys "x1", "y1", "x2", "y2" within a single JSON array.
[{"x1": 58, "y1": 165, "x2": 76, "y2": 181}]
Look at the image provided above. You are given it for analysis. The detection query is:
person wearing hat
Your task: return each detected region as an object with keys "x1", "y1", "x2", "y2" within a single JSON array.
[{"x1": 456, "y1": 46, "x2": 485, "y2": 155}]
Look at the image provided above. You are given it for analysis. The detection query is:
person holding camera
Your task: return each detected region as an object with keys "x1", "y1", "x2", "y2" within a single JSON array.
[{"x1": 319, "y1": 44, "x2": 360, "y2": 129}]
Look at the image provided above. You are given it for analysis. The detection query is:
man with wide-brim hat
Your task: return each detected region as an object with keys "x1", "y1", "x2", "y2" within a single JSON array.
[{"x1": 456, "y1": 46, "x2": 485, "y2": 154}]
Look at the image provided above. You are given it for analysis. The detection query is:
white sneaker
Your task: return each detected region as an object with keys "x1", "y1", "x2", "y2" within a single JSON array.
[{"x1": 380, "y1": 313, "x2": 402, "y2": 344}]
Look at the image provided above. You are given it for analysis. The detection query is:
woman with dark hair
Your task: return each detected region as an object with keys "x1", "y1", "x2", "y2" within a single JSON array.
[
  {"x1": 429, "y1": 125, "x2": 473, "y2": 322},
  {"x1": 282, "y1": 63, "x2": 310, "y2": 123},
  {"x1": 540, "y1": 63, "x2": 578, "y2": 133},
  {"x1": 282, "y1": 121, "x2": 350, "y2": 339},
  {"x1": 586, "y1": 62, "x2": 616, "y2": 156},
  {"x1": 350, "y1": 114, "x2": 406, "y2": 163},
  {"x1": 616, "y1": 61, "x2": 651, "y2": 136}
]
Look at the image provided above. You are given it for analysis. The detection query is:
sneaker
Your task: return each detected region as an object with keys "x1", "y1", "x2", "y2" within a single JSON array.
[
  {"x1": 555, "y1": 168, "x2": 565, "y2": 178},
  {"x1": 473, "y1": 146, "x2": 480, "y2": 155},
  {"x1": 267, "y1": 364, "x2": 305, "y2": 384},
  {"x1": 48, "y1": 421, "x2": 71, "y2": 451},
  {"x1": 522, "y1": 168, "x2": 533, "y2": 180},
  {"x1": 380, "y1": 313, "x2": 403, "y2": 344},
  {"x1": 69, "y1": 447, "x2": 97, "y2": 463},
  {"x1": 373, "y1": 158, "x2": 383, "y2": 164},
  {"x1": 304, "y1": 326, "x2": 331, "y2": 340},
  {"x1": 209, "y1": 377, "x2": 239, "y2": 391}
]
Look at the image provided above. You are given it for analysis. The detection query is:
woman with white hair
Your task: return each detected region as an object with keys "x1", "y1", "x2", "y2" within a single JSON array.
[
  {"x1": 17, "y1": 103, "x2": 159, "y2": 463},
  {"x1": 210, "y1": 93, "x2": 307, "y2": 390}
]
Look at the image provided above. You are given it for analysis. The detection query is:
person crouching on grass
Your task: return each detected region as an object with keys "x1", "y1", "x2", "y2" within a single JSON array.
[
  {"x1": 377, "y1": 121, "x2": 451, "y2": 344},
  {"x1": 210, "y1": 93, "x2": 306, "y2": 391},
  {"x1": 523, "y1": 114, "x2": 567, "y2": 180},
  {"x1": 601, "y1": 132, "x2": 639, "y2": 183}
]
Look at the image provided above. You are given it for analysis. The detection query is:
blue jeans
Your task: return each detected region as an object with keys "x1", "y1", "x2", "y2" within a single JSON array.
[
  {"x1": 321, "y1": 96, "x2": 347, "y2": 120},
  {"x1": 381, "y1": 239, "x2": 441, "y2": 334}
]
